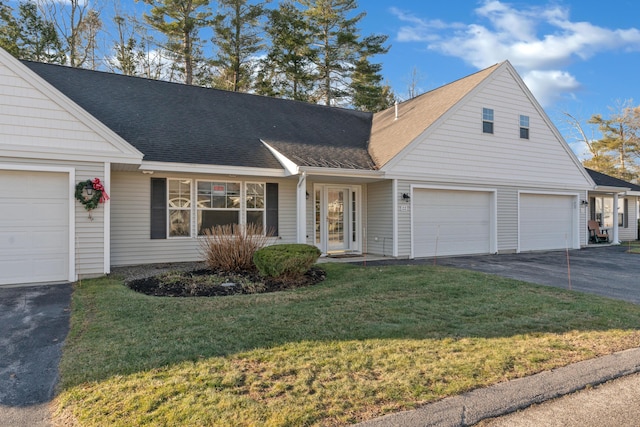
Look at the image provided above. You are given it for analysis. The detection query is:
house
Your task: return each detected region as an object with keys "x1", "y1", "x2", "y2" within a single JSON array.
[
  {"x1": 585, "y1": 168, "x2": 640, "y2": 243},
  {"x1": 0, "y1": 46, "x2": 597, "y2": 286}
]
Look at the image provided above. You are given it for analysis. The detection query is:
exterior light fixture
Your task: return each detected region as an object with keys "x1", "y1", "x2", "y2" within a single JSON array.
[
  {"x1": 85, "y1": 181, "x2": 94, "y2": 196},
  {"x1": 402, "y1": 193, "x2": 410, "y2": 201},
  {"x1": 580, "y1": 200, "x2": 588, "y2": 206}
]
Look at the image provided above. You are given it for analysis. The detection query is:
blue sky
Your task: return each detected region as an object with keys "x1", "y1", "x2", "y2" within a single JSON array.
[{"x1": 358, "y1": 0, "x2": 640, "y2": 159}]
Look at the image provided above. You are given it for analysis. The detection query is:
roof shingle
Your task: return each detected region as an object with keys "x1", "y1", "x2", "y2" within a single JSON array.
[{"x1": 24, "y1": 61, "x2": 375, "y2": 170}]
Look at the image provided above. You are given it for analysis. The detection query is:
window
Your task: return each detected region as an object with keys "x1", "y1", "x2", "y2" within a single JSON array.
[
  {"x1": 150, "y1": 179, "x2": 277, "y2": 239},
  {"x1": 168, "y1": 179, "x2": 191, "y2": 237},
  {"x1": 245, "y1": 183, "x2": 265, "y2": 229},
  {"x1": 592, "y1": 196, "x2": 627, "y2": 228},
  {"x1": 520, "y1": 115, "x2": 530, "y2": 139},
  {"x1": 196, "y1": 181, "x2": 240, "y2": 234},
  {"x1": 482, "y1": 108, "x2": 494, "y2": 134}
]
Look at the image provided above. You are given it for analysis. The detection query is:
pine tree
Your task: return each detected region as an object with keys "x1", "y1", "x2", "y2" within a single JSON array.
[
  {"x1": 350, "y1": 56, "x2": 394, "y2": 112},
  {"x1": 255, "y1": 1, "x2": 316, "y2": 101},
  {"x1": 349, "y1": 33, "x2": 392, "y2": 112},
  {"x1": 0, "y1": 1, "x2": 65, "y2": 64},
  {"x1": 299, "y1": 0, "x2": 389, "y2": 107},
  {"x1": 211, "y1": 0, "x2": 267, "y2": 92},
  {"x1": 586, "y1": 101, "x2": 640, "y2": 181},
  {"x1": 141, "y1": 0, "x2": 211, "y2": 85}
]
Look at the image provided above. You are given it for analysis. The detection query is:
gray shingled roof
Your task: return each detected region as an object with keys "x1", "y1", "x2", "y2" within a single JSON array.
[
  {"x1": 24, "y1": 61, "x2": 375, "y2": 170},
  {"x1": 585, "y1": 168, "x2": 640, "y2": 191}
]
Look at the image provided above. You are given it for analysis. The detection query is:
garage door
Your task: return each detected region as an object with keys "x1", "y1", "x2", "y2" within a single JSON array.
[
  {"x1": 0, "y1": 170, "x2": 69, "y2": 285},
  {"x1": 519, "y1": 194, "x2": 575, "y2": 252},
  {"x1": 413, "y1": 189, "x2": 492, "y2": 257}
]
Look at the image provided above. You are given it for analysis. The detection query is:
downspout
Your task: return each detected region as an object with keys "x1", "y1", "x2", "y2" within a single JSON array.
[{"x1": 297, "y1": 172, "x2": 307, "y2": 244}]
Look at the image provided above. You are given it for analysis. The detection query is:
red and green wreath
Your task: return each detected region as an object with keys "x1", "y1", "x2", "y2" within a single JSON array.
[{"x1": 75, "y1": 178, "x2": 110, "y2": 211}]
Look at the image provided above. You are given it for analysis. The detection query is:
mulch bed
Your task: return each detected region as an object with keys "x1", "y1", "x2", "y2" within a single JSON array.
[{"x1": 127, "y1": 266, "x2": 326, "y2": 297}]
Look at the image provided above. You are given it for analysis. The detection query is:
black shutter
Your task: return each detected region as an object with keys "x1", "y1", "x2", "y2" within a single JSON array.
[
  {"x1": 150, "y1": 178, "x2": 167, "y2": 239},
  {"x1": 624, "y1": 198, "x2": 629, "y2": 228},
  {"x1": 266, "y1": 183, "x2": 278, "y2": 236}
]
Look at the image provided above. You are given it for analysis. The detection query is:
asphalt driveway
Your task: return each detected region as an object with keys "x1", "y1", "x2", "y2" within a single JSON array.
[
  {"x1": 367, "y1": 245, "x2": 640, "y2": 304},
  {"x1": 0, "y1": 283, "x2": 72, "y2": 426}
]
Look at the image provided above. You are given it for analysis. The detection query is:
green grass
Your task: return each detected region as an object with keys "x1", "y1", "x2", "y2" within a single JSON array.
[
  {"x1": 625, "y1": 240, "x2": 640, "y2": 253},
  {"x1": 55, "y1": 263, "x2": 640, "y2": 426}
]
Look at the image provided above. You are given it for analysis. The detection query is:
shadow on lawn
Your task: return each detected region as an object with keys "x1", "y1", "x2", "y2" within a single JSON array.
[{"x1": 59, "y1": 254, "x2": 640, "y2": 391}]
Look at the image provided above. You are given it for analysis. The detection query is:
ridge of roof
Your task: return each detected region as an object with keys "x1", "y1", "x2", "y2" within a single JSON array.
[
  {"x1": 23, "y1": 60, "x2": 375, "y2": 170},
  {"x1": 368, "y1": 62, "x2": 503, "y2": 168}
]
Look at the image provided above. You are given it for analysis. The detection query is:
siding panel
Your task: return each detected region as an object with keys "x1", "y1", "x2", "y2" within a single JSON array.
[
  {"x1": 386, "y1": 67, "x2": 591, "y2": 191},
  {"x1": 366, "y1": 181, "x2": 393, "y2": 256},
  {"x1": 111, "y1": 172, "x2": 298, "y2": 266}
]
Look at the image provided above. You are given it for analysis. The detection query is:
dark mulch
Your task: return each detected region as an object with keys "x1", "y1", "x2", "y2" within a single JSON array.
[{"x1": 127, "y1": 267, "x2": 326, "y2": 297}]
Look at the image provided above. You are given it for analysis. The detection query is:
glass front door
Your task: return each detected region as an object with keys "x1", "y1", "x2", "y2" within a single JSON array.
[
  {"x1": 315, "y1": 185, "x2": 360, "y2": 254},
  {"x1": 327, "y1": 188, "x2": 347, "y2": 252}
]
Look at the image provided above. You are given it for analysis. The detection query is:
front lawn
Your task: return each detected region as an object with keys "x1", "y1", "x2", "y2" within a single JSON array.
[
  {"x1": 55, "y1": 263, "x2": 640, "y2": 426},
  {"x1": 625, "y1": 240, "x2": 640, "y2": 254}
]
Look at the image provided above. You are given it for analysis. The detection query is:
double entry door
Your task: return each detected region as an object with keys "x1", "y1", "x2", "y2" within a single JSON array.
[{"x1": 314, "y1": 185, "x2": 361, "y2": 254}]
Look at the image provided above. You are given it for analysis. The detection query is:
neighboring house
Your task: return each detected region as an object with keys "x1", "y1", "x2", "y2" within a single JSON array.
[
  {"x1": 585, "y1": 168, "x2": 640, "y2": 243},
  {"x1": 0, "y1": 46, "x2": 596, "y2": 286}
]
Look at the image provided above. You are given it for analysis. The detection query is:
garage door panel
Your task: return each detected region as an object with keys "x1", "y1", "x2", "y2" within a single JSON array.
[
  {"x1": 0, "y1": 170, "x2": 69, "y2": 285},
  {"x1": 520, "y1": 194, "x2": 575, "y2": 252},
  {"x1": 413, "y1": 189, "x2": 492, "y2": 258}
]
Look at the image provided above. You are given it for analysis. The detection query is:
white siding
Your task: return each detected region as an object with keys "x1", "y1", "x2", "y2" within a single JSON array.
[
  {"x1": 396, "y1": 181, "x2": 412, "y2": 257},
  {"x1": 0, "y1": 63, "x2": 125, "y2": 155},
  {"x1": 366, "y1": 180, "x2": 393, "y2": 256},
  {"x1": 386, "y1": 67, "x2": 591, "y2": 190},
  {"x1": 617, "y1": 197, "x2": 639, "y2": 242},
  {"x1": 110, "y1": 171, "x2": 297, "y2": 266}
]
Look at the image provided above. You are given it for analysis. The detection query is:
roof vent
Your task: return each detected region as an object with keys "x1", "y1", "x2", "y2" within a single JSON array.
[{"x1": 394, "y1": 101, "x2": 399, "y2": 120}]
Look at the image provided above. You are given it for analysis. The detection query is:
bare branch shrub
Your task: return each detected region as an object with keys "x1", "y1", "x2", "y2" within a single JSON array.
[{"x1": 199, "y1": 224, "x2": 274, "y2": 273}]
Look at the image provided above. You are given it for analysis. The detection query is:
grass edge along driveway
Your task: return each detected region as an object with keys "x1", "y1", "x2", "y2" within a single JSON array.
[{"x1": 54, "y1": 263, "x2": 640, "y2": 426}]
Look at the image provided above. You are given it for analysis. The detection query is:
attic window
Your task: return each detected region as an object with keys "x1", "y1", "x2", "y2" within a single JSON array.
[
  {"x1": 520, "y1": 115, "x2": 530, "y2": 139},
  {"x1": 482, "y1": 108, "x2": 494, "y2": 134}
]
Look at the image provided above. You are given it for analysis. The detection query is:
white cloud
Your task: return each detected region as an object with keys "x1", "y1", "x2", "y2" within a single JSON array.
[
  {"x1": 522, "y1": 70, "x2": 581, "y2": 107},
  {"x1": 391, "y1": 1, "x2": 640, "y2": 106}
]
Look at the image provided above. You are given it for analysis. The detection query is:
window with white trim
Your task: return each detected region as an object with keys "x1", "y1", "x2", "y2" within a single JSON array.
[
  {"x1": 196, "y1": 181, "x2": 240, "y2": 235},
  {"x1": 168, "y1": 179, "x2": 192, "y2": 237},
  {"x1": 482, "y1": 108, "x2": 494, "y2": 134},
  {"x1": 245, "y1": 182, "x2": 265, "y2": 229},
  {"x1": 520, "y1": 115, "x2": 530, "y2": 139}
]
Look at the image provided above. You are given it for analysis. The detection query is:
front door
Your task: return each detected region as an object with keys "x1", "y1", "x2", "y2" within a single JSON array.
[
  {"x1": 327, "y1": 188, "x2": 348, "y2": 252},
  {"x1": 315, "y1": 185, "x2": 360, "y2": 254}
]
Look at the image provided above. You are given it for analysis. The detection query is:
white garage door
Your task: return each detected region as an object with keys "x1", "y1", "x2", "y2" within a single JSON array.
[
  {"x1": 520, "y1": 194, "x2": 575, "y2": 252},
  {"x1": 413, "y1": 189, "x2": 492, "y2": 257},
  {"x1": 0, "y1": 170, "x2": 69, "y2": 285}
]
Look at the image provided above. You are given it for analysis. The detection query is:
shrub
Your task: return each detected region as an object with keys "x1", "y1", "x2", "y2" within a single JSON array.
[
  {"x1": 199, "y1": 224, "x2": 274, "y2": 273},
  {"x1": 253, "y1": 244, "x2": 321, "y2": 281}
]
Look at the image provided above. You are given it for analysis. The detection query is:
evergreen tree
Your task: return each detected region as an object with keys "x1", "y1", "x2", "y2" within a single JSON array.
[
  {"x1": 0, "y1": 1, "x2": 21, "y2": 57},
  {"x1": 586, "y1": 100, "x2": 640, "y2": 181},
  {"x1": 349, "y1": 33, "x2": 392, "y2": 112},
  {"x1": 299, "y1": 0, "x2": 389, "y2": 107},
  {"x1": 350, "y1": 56, "x2": 394, "y2": 112},
  {"x1": 0, "y1": 1, "x2": 65, "y2": 64},
  {"x1": 140, "y1": 0, "x2": 211, "y2": 85},
  {"x1": 255, "y1": 1, "x2": 316, "y2": 101},
  {"x1": 211, "y1": 0, "x2": 267, "y2": 92}
]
